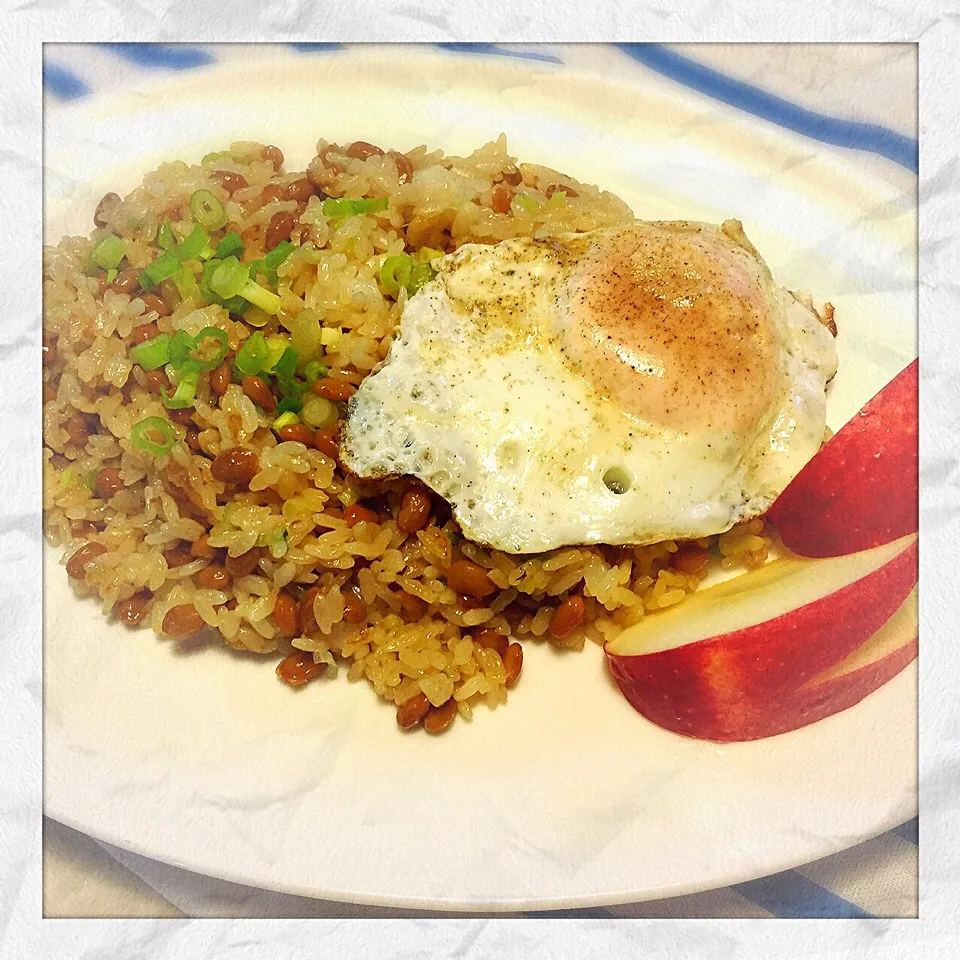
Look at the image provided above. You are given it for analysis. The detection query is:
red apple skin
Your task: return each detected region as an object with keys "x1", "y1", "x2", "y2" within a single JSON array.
[
  {"x1": 605, "y1": 539, "x2": 917, "y2": 741},
  {"x1": 766, "y1": 359, "x2": 918, "y2": 558},
  {"x1": 790, "y1": 637, "x2": 917, "y2": 731},
  {"x1": 609, "y1": 635, "x2": 916, "y2": 742}
]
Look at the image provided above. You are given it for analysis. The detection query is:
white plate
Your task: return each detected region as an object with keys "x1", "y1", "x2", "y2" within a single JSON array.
[{"x1": 43, "y1": 48, "x2": 917, "y2": 911}]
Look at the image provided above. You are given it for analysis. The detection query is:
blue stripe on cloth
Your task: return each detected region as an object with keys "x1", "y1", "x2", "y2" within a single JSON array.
[
  {"x1": 731, "y1": 869, "x2": 872, "y2": 919},
  {"x1": 99, "y1": 43, "x2": 216, "y2": 70},
  {"x1": 615, "y1": 44, "x2": 918, "y2": 173},
  {"x1": 436, "y1": 43, "x2": 562, "y2": 64},
  {"x1": 288, "y1": 43, "x2": 345, "y2": 54},
  {"x1": 891, "y1": 818, "x2": 919, "y2": 845},
  {"x1": 525, "y1": 906, "x2": 616, "y2": 919},
  {"x1": 42, "y1": 62, "x2": 90, "y2": 101}
]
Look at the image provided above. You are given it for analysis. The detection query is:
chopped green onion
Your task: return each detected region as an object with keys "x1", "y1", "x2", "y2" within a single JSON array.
[
  {"x1": 131, "y1": 416, "x2": 176, "y2": 456},
  {"x1": 190, "y1": 189, "x2": 228, "y2": 231},
  {"x1": 130, "y1": 333, "x2": 172, "y2": 370},
  {"x1": 201, "y1": 150, "x2": 231, "y2": 166},
  {"x1": 408, "y1": 261, "x2": 436, "y2": 294},
  {"x1": 259, "y1": 526, "x2": 289, "y2": 559},
  {"x1": 161, "y1": 361, "x2": 202, "y2": 409},
  {"x1": 90, "y1": 234, "x2": 127, "y2": 270},
  {"x1": 320, "y1": 327, "x2": 342, "y2": 348},
  {"x1": 514, "y1": 192, "x2": 539, "y2": 214},
  {"x1": 322, "y1": 197, "x2": 389, "y2": 218},
  {"x1": 380, "y1": 254, "x2": 413, "y2": 295},
  {"x1": 59, "y1": 466, "x2": 79, "y2": 490},
  {"x1": 198, "y1": 259, "x2": 249, "y2": 314},
  {"x1": 210, "y1": 256, "x2": 248, "y2": 300},
  {"x1": 300, "y1": 394, "x2": 338, "y2": 430},
  {"x1": 235, "y1": 331, "x2": 269, "y2": 376},
  {"x1": 168, "y1": 329, "x2": 197, "y2": 368},
  {"x1": 172, "y1": 265, "x2": 198, "y2": 299},
  {"x1": 210, "y1": 256, "x2": 281, "y2": 314},
  {"x1": 105, "y1": 268, "x2": 118, "y2": 284},
  {"x1": 248, "y1": 241, "x2": 294, "y2": 286},
  {"x1": 157, "y1": 221, "x2": 175, "y2": 251},
  {"x1": 138, "y1": 250, "x2": 182, "y2": 291},
  {"x1": 275, "y1": 394, "x2": 303, "y2": 415},
  {"x1": 272, "y1": 411, "x2": 300, "y2": 431},
  {"x1": 273, "y1": 347, "x2": 298, "y2": 382},
  {"x1": 262, "y1": 337, "x2": 290, "y2": 374},
  {"x1": 303, "y1": 360, "x2": 328, "y2": 383},
  {"x1": 417, "y1": 246, "x2": 444, "y2": 262},
  {"x1": 215, "y1": 231, "x2": 244, "y2": 259},
  {"x1": 176, "y1": 225, "x2": 211, "y2": 262},
  {"x1": 190, "y1": 327, "x2": 229, "y2": 371},
  {"x1": 239, "y1": 278, "x2": 282, "y2": 314},
  {"x1": 264, "y1": 240, "x2": 295, "y2": 269}
]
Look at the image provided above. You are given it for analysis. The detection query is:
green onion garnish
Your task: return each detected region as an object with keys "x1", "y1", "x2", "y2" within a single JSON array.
[
  {"x1": 131, "y1": 416, "x2": 176, "y2": 456},
  {"x1": 209, "y1": 256, "x2": 248, "y2": 300},
  {"x1": 191, "y1": 326, "x2": 229, "y2": 371},
  {"x1": 190, "y1": 189, "x2": 228, "y2": 231},
  {"x1": 273, "y1": 347, "x2": 298, "y2": 382},
  {"x1": 417, "y1": 247, "x2": 444, "y2": 262},
  {"x1": 235, "y1": 331, "x2": 269, "y2": 376},
  {"x1": 201, "y1": 150, "x2": 231, "y2": 166},
  {"x1": 380, "y1": 254, "x2": 413, "y2": 295},
  {"x1": 157, "y1": 221, "x2": 175, "y2": 251},
  {"x1": 90, "y1": 233, "x2": 127, "y2": 271},
  {"x1": 515, "y1": 192, "x2": 539, "y2": 214},
  {"x1": 300, "y1": 394, "x2": 338, "y2": 430},
  {"x1": 215, "y1": 231, "x2": 244, "y2": 259},
  {"x1": 272, "y1": 411, "x2": 300, "y2": 432},
  {"x1": 210, "y1": 256, "x2": 282, "y2": 314},
  {"x1": 59, "y1": 466, "x2": 79, "y2": 490},
  {"x1": 303, "y1": 360, "x2": 328, "y2": 383},
  {"x1": 262, "y1": 337, "x2": 290, "y2": 374},
  {"x1": 264, "y1": 240, "x2": 295, "y2": 269},
  {"x1": 176, "y1": 225, "x2": 212, "y2": 262},
  {"x1": 248, "y1": 241, "x2": 295, "y2": 286},
  {"x1": 161, "y1": 361, "x2": 202, "y2": 409},
  {"x1": 380, "y1": 253, "x2": 434, "y2": 296},
  {"x1": 105, "y1": 268, "x2": 118, "y2": 284},
  {"x1": 138, "y1": 250, "x2": 182, "y2": 291},
  {"x1": 259, "y1": 526, "x2": 289, "y2": 559},
  {"x1": 172, "y1": 265, "x2": 198, "y2": 299},
  {"x1": 168, "y1": 329, "x2": 198, "y2": 368},
  {"x1": 320, "y1": 327, "x2": 342, "y2": 348},
  {"x1": 322, "y1": 197, "x2": 389, "y2": 218},
  {"x1": 275, "y1": 394, "x2": 304, "y2": 415},
  {"x1": 130, "y1": 333, "x2": 172, "y2": 370},
  {"x1": 408, "y1": 261, "x2": 436, "y2": 294},
  {"x1": 240, "y1": 280, "x2": 281, "y2": 314},
  {"x1": 198, "y1": 259, "x2": 249, "y2": 314}
]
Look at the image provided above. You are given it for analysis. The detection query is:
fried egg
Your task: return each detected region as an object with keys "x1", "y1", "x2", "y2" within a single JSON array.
[{"x1": 341, "y1": 219, "x2": 838, "y2": 553}]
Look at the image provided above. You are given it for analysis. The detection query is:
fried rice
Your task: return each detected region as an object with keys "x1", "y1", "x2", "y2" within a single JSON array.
[{"x1": 42, "y1": 135, "x2": 774, "y2": 733}]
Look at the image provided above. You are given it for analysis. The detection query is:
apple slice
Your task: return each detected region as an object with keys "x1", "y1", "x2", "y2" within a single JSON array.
[
  {"x1": 605, "y1": 534, "x2": 917, "y2": 741},
  {"x1": 789, "y1": 587, "x2": 917, "y2": 724},
  {"x1": 767, "y1": 359, "x2": 918, "y2": 558}
]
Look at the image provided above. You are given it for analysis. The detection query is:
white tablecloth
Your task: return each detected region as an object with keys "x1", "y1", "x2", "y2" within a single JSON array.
[{"x1": 42, "y1": 41, "x2": 918, "y2": 919}]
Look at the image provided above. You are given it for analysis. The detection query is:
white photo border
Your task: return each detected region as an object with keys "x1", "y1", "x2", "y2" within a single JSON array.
[{"x1": 3, "y1": 3, "x2": 956, "y2": 957}]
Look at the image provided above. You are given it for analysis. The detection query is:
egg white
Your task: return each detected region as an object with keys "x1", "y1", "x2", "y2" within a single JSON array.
[{"x1": 341, "y1": 221, "x2": 838, "y2": 553}]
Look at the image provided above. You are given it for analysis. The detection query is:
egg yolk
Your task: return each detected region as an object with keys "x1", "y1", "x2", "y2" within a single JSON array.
[{"x1": 563, "y1": 224, "x2": 780, "y2": 438}]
